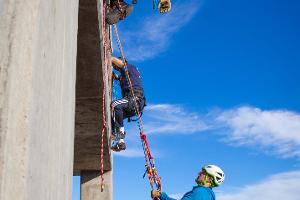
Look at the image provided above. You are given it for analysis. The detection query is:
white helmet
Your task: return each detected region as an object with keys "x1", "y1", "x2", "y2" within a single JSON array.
[{"x1": 203, "y1": 165, "x2": 225, "y2": 187}]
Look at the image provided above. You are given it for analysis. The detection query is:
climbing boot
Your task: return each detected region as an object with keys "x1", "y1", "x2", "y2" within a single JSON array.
[
  {"x1": 111, "y1": 139, "x2": 126, "y2": 152},
  {"x1": 111, "y1": 131, "x2": 117, "y2": 140},
  {"x1": 106, "y1": 8, "x2": 121, "y2": 25},
  {"x1": 111, "y1": 130, "x2": 126, "y2": 140},
  {"x1": 105, "y1": 2, "x2": 133, "y2": 25}
]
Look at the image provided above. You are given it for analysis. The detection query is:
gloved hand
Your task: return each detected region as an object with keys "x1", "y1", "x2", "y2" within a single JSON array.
[
  {"x1": 158, "y1": 0, "x2": 171, "y2": 13},
  {"x1": 151, "y1": 190, "x2": 161, "y2": 198}
]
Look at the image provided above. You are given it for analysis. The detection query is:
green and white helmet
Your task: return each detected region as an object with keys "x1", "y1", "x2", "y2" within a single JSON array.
[{"x1": 203, "y1": 165, "x2": 225, "y2": 187}]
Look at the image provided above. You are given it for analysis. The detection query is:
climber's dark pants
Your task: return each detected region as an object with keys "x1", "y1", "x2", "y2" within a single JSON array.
[{"x1": 111, "y1": 95, "x2": 145, "y2": 132}]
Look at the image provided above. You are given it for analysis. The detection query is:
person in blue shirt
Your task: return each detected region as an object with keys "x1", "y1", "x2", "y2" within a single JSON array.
[
  {"x1": 110, "y1": 56, "x2": 146, "y2": 152},
  {"x1": 152, "y1": 165, "x2": 225, "y2": 200}
]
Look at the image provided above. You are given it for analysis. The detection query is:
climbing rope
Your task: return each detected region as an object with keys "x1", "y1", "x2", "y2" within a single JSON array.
[
  {"x1": 100, "y1": 0, "x2": 170, "y2": 194},
  {"x1": 112, "y1": 24, "x2": 162, "y2": 199},
  {"x1": 100, "y1": 0, "x2": 109, "y2": 192}
]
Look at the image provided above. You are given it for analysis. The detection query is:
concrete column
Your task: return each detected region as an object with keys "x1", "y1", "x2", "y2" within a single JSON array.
[
  {"x1": 0, "y1": 0, "x2": 79, "y2": 199},
  {"x1": 81, "y1": 171, "x2": 113, "y2": 200},
  {"x1": 74, "y1": 0, "x2": 113, "y2": 199}
]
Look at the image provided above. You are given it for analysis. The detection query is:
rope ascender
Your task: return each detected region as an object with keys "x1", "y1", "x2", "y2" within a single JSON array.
[{"x1": 113, "y1": 24, "x2": 162, "y2": 200}]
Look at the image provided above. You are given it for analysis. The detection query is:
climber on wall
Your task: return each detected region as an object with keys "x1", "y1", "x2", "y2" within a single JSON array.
[
  {"x1": 110, "y1": 56, "x2": 146, "y2": 152},
  {"x1": 105, "y1": 0, "x2": 172, "y2": 25},
  {"x1": 151, "y1": 165, "x2": 225, "y2": 200},
  {"x1": 105, "y1": 0, "x2": 134, "y2": 25}
]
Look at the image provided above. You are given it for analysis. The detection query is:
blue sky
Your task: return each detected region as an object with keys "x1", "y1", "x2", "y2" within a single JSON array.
[{"x1": 73, "y1": 0, "x2": 300, "y2": 199}]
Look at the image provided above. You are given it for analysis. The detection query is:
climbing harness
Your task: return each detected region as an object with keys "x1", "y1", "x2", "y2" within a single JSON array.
[
  {"x1": 113, "y1": 24, "x2": 162, "y2": 199},
  {"x1": 127, "y1": 112, "x2": 143, "y2": 122}
]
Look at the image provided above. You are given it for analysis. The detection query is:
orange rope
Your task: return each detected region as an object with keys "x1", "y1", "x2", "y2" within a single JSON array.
[
  {"x1": 112, "y1": 24, "x2": 144, "y2": 130},
  {"x1": 112, "y1": 24, "x2": 162, "y2": 196}
]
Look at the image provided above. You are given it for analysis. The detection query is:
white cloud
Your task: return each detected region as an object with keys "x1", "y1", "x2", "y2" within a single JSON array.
[
  {"x1": 143, "y1": 104, "x2": 209, "y2": 134},
  {"x1": 216, "y1": 106, "x2": 300, "y2": 158},
  {"x1": 169, "y1": 193, "x2": 184, "y2": 199},
  {"x1": 150, "y1": 105, "x2": 300, "y2": 158},
  {"x1": 113, "y1": 148, "x2": 144, "y2": 157},
  {"x1": 163, "y1": 171, "x2": 300, "y2": 200},
  {"x1": 218, "y1": 170, "x2": 300, "y2": 200},
  {"x1": 112, "y1": 104, "x2": 205, "y2": 158},
  {"x1": 112, "y1": 144, "x2": 163, "y2": 158},
  {"x1": 114, "y1": 0, "x2": 200, "y2": 61},
  {"x1": 119, "y1": 104, "x2": 300, "y2": 159}
]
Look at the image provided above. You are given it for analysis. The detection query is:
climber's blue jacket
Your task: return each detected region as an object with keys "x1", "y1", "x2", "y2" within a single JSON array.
[{"x1": 160, "y1": 186, "x2": 215, "y2": 200}]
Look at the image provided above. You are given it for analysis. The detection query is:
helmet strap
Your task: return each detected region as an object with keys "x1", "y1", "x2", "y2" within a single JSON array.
[{"x1": 198, "y1": 174, "x2": 212, "y2": 187}]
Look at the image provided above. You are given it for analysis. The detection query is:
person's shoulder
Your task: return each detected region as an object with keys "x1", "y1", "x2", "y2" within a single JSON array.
[
  {"x1": 193, "y1": 186, "x2": 214, "y2": 194},
  {"x1": 193, "y1": 186, "x2": 215, "y2": 200},
  {"x1": 193, "y1": 186, "x2": 206, "y2": 191}
]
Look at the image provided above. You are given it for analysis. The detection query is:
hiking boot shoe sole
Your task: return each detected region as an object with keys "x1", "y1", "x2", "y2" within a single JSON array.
[
  {"x1": 106, "y1": 9, "x2": 121, "y2": 25},
  {"x1": 119, "y1": 131, "x2": 126, "y2": 139},
  {"x1": 110, "y1": 132, "x2": 117, "y2": 140},
  {"x1": 105, "y1": 4, "x2": 133, "y2": 25},
  {"x1": 110, "y1": 131, "x2": 126, "y2": 140},
  {"x1": 111, "y1": 142, "x2": 126, "y2": 152}
]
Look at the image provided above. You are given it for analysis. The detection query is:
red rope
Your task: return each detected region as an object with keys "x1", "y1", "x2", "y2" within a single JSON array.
[{"x1": 100, "y1": 0, "x2": 108, "y2": 192}]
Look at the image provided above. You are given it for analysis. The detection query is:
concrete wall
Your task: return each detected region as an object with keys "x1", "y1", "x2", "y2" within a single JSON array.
[
  {"x1": 81, "y1": 170, "x2": 113, "y2": 200},
  {"x1": 74, "y1": 0, "x2": 113, "y2": 199},
  {"x1": 0, "y1": 0, "x2": 79, "y2": 199},
  {"x1": 74, "y1": 0, "x2": 112, "y2": 173}
]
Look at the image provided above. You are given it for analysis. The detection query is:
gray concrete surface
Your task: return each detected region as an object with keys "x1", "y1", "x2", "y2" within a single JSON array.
[
  {"x1": 74, "y1": 0, "x2": 113, "y2": 199},
  {"x1": 81, "y1": 170, "x2": 113, "y2": 200},
  {"x1": 0, "y1": 0, "x2": 79, "y2": 199},
  {"x1": 74, "y1": 0, "x2": 112, "y2": 173},
  {"x1": 0, "y1": 0, "x2": 113, "y2": 199}
]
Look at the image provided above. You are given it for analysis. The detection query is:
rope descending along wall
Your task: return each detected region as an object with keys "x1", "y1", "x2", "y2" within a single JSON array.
[{"x1": 112, "y1": 24, "x2": 162, "y2": 200}]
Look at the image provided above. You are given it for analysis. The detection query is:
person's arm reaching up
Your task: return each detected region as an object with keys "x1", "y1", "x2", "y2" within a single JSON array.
[{"x1": 111, "y1": 57, "x2": 124, "y2": 71}]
